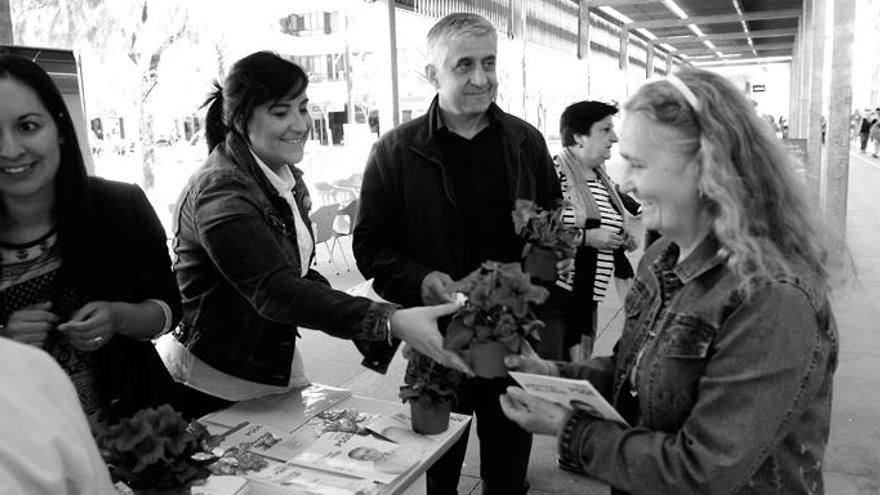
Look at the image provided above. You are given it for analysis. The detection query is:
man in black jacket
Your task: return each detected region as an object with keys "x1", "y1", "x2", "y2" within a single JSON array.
[{"x1": 354, "y1": 12, "x2": 561, "y2": 495}]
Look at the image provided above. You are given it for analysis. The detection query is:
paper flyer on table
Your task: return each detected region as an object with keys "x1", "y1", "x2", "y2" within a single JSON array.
[
  {"x1": 509, "y1": 371, "x2": 629, "y2": 426},
  {"x1": 290, "y1": 431, "x2": 419, "y2": 485},
  {"x1": 202, "y1": 384, "x2": 353, "y2": 431},
  {"x1": 246, "y1": 460, "x2": 380, "y2": 495},
  {"x1": 218, "y1": 422, "x2": 313, "y2": 462},
  {"x1": 364, "y1": 412, "x2": 437, "y2": 453}
]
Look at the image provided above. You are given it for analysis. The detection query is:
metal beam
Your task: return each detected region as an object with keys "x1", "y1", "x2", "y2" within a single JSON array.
[
  {"x1": 651, "y1": 28, "x2": 797, "y2": 44},
  {"x1": 676, "y1": 42, "x2": 793, "y2": 56},
  {"x1": 691, "y1": 57, "x2": 793, "y2": 68},
  {"x1": 627, "y1": 8, "x2": 800, "y2": 29},
  {"x1": 588, "y1": 0, "x2": 659, "y2": 5}
]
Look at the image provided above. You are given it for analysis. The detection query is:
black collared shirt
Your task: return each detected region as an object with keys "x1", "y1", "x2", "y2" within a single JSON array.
[{"x1": 431, "y1": 107, "x2": 522, "y2": 272}]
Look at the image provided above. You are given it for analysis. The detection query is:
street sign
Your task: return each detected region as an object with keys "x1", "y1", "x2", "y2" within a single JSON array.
[{"x1": 752, "y1": 84, "x2": 766, "y2": 93}]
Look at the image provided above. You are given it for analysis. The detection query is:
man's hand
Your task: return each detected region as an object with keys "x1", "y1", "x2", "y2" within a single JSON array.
[
  {"x1": 420, "y1": 271, "x2": 455, "y2": 305},
  {"x1": 391, "y1": 303, "x2": 474, "y2": 376},
  {"x1": 499, "y1": 386, "x2": 569, "y2": 436},
  {"x1": 504, "y1": 340, "x2": 558, "y2": 376},
  {"x1": 58, "y1": 301, "x2": 120, "y2": 352},
  {"x1": 586, "y1": 228, "x2": 623, "y2": 250},
  {"x1": 3, "y1": 302, "x2": 58, "y2": 347}
]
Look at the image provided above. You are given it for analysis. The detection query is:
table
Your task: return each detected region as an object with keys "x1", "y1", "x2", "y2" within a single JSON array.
[{"x1": 200, "y1": 385, "x2": 471, "y2": 495}]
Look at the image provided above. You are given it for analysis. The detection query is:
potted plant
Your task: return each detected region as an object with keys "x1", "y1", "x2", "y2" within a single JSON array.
[
  {"x1": 444, "y1": 261, "x2": 549, "y2": 378},
  {"x1": 512, "y1": 199, "x2": 578, "y2": 282},
  {"x1": 400, "y1": 351, "x2": 462, "y2": 434},
  {"x1": 95, "y1": 404, "x2": 218, "y2": 494}
]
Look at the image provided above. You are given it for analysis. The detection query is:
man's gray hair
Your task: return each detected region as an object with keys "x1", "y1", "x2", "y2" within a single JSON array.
[{"x1": 426, "y1": 12, "x2": 497, "y2": 56}]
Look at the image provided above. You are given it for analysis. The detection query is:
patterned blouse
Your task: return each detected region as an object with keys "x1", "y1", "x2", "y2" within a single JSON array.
[{"x1": 0, "y1": 230, "x2": 104, "y2": 420}]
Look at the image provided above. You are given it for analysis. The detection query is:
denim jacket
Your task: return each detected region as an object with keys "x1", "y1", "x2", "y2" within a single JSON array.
[
  {"x1": 172, "y1": 132, "x2": 397, "y2": 386},
  {"x1": 556, "y1": 235, "x2": 838, "y2": 494}
]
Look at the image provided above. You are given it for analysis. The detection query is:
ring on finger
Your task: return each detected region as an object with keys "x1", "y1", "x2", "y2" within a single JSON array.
[{"x1": 90, "y1": 336, "x2": 104, "y2": 345}]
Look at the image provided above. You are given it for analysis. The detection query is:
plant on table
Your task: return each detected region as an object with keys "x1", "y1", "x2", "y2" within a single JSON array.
[
  {"x1": 444, "y1": 261, "x2": 549, "y2": 377},
  {"x1": 400, "y1": 351, "x2": 462, "y2": 434},
  {"x1": 512, "y1": 199, "x2": 578, "y2": 282},
  {"x1": 95, "y1": 404, "x2": 219, "y2": 493}
]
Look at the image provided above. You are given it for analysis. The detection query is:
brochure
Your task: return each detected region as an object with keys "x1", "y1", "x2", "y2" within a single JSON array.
[
  {"x1": 246, "y1": 460, "x2": 380, "y2": 495},
  {"x1": 218, "y1": 422, "x2": 314, "y2": 462},
  {"x1": 509, "y1": 371, "x2": 629, "y2": 426},
  {"x1": 364, "y1": 412, "x2": 436, "y2": 453},
  {"x1": 202, "y1": 384, "x2": 353, "y2": 431},
  {"x1": 290, "y1": 431, "x2": 419, "y2": 484}
]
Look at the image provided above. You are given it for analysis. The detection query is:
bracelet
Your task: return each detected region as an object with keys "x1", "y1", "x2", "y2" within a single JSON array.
[{"x1": 385, "y1": 310, "x2": 395, "y2": 344}]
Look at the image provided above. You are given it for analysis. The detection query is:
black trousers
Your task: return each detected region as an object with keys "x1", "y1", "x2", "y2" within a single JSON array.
[{"x1": 426, "y1": 375, "x2": 532, "y2": 495}]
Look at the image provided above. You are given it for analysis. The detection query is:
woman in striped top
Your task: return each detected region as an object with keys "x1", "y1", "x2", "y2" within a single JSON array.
[{"x1": 536, "y1": 101, "x2": 639, "y2": 363}]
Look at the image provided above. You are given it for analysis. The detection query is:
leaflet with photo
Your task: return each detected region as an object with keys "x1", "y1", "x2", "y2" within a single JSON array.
[
  {"x1": 509, "y1": 371, "x2": 629, "y2": 426},
  {"x1": 246, "y1": 460, "x2": 380, "y2": 495},
  {"x1": 290, "y1": 431, "x2": 419, "y2": 484}
]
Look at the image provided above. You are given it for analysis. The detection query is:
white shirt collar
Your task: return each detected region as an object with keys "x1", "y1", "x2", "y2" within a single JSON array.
[{"x1": 249, "y1": 149, "x2": 296, "y2": 195}]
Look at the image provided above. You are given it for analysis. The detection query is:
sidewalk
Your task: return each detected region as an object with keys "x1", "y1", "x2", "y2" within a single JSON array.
[{"x1": 299, "y1": 150, "x2": 880, "y2": 494}]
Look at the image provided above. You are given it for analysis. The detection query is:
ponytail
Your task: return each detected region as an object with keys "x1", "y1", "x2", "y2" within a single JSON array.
[{"x1": 202, "y1": 81, "x2": 228, "y2": 153}]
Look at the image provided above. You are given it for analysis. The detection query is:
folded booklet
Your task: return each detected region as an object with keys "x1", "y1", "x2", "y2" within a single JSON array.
[
  {"x1": 290, "y1": 431, "x2": 419, "y2": 485},
  {"x1": 509, "y1": 371, "x2": 629, "y2": 426}
]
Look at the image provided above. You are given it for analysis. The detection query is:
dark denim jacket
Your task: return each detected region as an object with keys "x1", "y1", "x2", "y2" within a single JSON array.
[
  {"x1": 556, "y1": 235, "x2": 838, "y2": 494},
  {"x1": 172, "y1": 133, "x2": 396, "y2": 386}
]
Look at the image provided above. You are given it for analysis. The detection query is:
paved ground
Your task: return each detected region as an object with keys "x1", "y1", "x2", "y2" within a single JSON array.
[{"x1": 298, "y1": 149, "x2": 880, "y2": 494}]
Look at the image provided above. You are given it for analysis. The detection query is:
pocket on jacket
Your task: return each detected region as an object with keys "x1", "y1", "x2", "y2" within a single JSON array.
[{"x1": 662, "y1": 313, "x2": 716, "y2": 358}]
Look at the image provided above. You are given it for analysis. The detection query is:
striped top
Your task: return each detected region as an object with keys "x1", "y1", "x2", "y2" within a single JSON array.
[{"x1": 587, "y1": 179, "x2": 623, "y2": 301}]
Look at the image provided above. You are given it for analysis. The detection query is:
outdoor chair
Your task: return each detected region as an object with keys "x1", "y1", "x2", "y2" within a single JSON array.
[
  {"x1": 313, "y1": 181, "x2": 338, "y2": 206},
  {"x1": 331, "y1": 198, "x2": 359, "y2": 271},
  {"x1": 309, "y1": 203, "x2": 342, "y2": 274},
  {"x1": 332, "y1": 178, "x2": 359, "y2": 202}
]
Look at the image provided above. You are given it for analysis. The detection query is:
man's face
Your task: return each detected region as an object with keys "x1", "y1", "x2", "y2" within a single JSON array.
[{"x1": 427, "y1": 33, "x2": 498, "y2": 118}]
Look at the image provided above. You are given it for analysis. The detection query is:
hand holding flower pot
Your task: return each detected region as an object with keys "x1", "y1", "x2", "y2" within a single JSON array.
[
  {"x1": 512, "y1": 199, "x2": 578, "y2": 282},
  {"x1": 444, "y1": 261, "x2": 549, "y2": 378}
]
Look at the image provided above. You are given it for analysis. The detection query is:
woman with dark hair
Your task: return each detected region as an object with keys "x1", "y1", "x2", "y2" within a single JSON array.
[
  {"x1": 158, "y1": 51, "x2": 470, "y2": 417},
  {"x1": 537, "y1": 101, "x2": 638, "y2": 363},
  {"x1": 0, "y1": 54, "x2": 182, "y2": 423},
  {"x1": 502, "y1": 69, "x2": 839, "y2": 494}
]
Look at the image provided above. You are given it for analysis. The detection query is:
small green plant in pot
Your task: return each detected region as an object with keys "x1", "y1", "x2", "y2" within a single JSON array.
[
  {"x1": 512, "y1": 199, "x2": 578, "y2": 282},
  {"x1": 444, "y1": 261, "x2": 549, "y2": 378},
  {"x1": 400, "y1": 351, "x2": 462, "y2": 434},
  {"x1": 95, "y1": 404, "x2": 218, "y2": 494}
]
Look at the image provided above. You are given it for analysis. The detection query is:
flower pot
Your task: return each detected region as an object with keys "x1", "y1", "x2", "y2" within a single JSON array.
[
  {"x1": 524, "y1": 245, "x2": 558, "y2": 282},
  {"x1": 410, "y1": 397, "x2": 452, "y2": 434},
  {"x1": 468, "y1": 341, "x2": 514, "y2": 378}
]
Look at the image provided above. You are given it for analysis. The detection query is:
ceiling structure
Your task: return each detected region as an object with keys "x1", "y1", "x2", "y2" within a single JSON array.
[{"x1": 587, "y1": 0, "x2": 803, "y2": 68}]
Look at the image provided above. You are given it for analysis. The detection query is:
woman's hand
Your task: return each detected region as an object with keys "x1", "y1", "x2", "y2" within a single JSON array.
[
  {"x1": 391, "y1": 303, "x2": 474, "y2": 376},
  {"x1": 505, "y1": 341, "x2": 558, "y2": 376},
  {"x1": 3, "y1": 302, "x2": 58, "y2": 347},
  {"x1": 58, "y1": 301, "x2": 120, "y2": 352},
  {"x1": 499, "y1": 386, "x2": 569, "y2": 436},
  {"x1": 622, "y1": 229, "x2": 639, "y2": 252},
  {"x1": 556, "y1": 257, "x2": 575, "y2": 278},
  {"x1": 586, "y1": 228, "x2": 623, "y2": 250}
]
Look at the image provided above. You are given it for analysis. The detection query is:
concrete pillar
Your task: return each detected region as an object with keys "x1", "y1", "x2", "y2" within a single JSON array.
[
  {"x1": 805, "y1": 0, "x2": 825, "y2": 200},
  {"x1": 578, "y1": 0, "x2": 592, "y2": 95},
  {"x1": 507, "y1": 0, "x2": 527, "y2": 117},
  {"x1": 824, "y1": 0, "x2": 856, "y2": 238},
  {"x1": 0, "y1": 0, "x2": 12, "y2": 44},
  {"x1": 789, "y1": 34, "x2": 798, "y2": 132},
  {"x1": 666, "y1": 54, "x2": 673, "y2": 75},
  {"x1": 619, "y1": 25, "x2": 629, "y2": 97},
  {"x1": 646, "y1": 42, "x2": 654, "y2": 79},
  {"x1": 376, "y1": 0, "x2": 400, "y2": 134}
]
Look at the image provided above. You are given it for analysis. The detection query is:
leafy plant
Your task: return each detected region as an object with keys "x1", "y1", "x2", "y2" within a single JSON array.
[
  {"x1": 95, "y1": 404, "x2": 218, "y2": 490},
  {"x1": 444, "y1": 261, "x2": 549, "y2": 352},
  {"x1": 400, "y1": 351, "x2": 462, "y2": 405},
  {"x1": 512, "y1": 199, "x2": 578, "y2": 258}
]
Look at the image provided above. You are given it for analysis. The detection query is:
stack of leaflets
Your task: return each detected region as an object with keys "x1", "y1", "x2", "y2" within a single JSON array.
[{"x1": 246, "y1": 460, "x2": 381, "y2": 495}]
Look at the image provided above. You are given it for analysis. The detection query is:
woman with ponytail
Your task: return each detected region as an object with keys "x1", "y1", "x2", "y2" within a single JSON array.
[
  {"x1": 501, "y1": 69, "x2": 839, "y2": 494},
  {"x1": 157, "y1": 51, "x2": 471, "y2": 417}
]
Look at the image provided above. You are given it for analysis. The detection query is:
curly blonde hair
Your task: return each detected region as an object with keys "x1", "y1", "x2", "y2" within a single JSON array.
[{"x1": 625, "y1": 69, "x2": 830, "y2": 292}]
